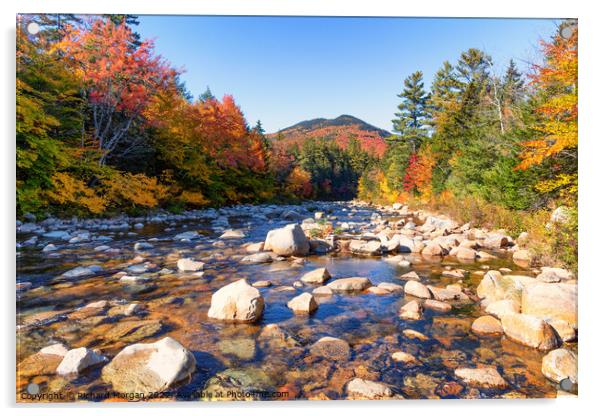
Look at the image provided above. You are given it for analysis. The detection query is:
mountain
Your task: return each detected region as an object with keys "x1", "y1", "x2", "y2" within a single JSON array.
[{"x1": 268, "y1": 115, "x2": 390, "y2": 157}]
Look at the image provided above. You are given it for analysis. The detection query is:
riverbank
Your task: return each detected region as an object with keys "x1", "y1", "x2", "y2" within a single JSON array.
[{"x1": 16, "y1": 201, "x2": 577, "y2": 401}]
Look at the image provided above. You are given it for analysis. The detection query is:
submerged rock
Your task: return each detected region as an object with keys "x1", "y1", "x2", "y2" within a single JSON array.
[
  {"x1": 310, "y1": 336, "x2": 351, "y2": 361},
  {"x1": 454, "y1": 367, "x2": 508, "y2": 389},
  {"x1": 207, "y1": 279, "x2": 264, "y2": 323},
  {"x1": 241, "y1": 253, "x2": 273, "y2": 264},
  {"x1": 102, "y1": 337, "x2": 196, "y2": 395},
  {"x1": 346, "y1": 378, "x2": 393, "y2": 399},
  {"x1": 177, "y1": 258, "x2": 205, "y2": 272}
]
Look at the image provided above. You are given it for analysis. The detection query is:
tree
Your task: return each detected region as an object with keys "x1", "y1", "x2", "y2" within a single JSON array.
[
  {"x1": 392, "y1": 71, "x2": 431, "y2": 152},
  {"x1": 517, "y1": 26, "x2": 577, "y2": 203},
  {"x1": 57, "y1": 18, "x2": 177, "y2": 165}
]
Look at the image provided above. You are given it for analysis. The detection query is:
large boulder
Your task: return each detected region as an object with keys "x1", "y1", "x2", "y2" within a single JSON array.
[
  {"x1": 485, "y1": 299, "x2": 520, "y2": 319},
  {"x1": 397, "y1": 235, "x2": 424, "y2": 253},
  {"x1": 482, "y1": 233, "x2": 512, "y2": 249},
  {"x1": 456, "y1": 247, "x2": 477, "y2": 260},
  {"x1": 421, "y1": 242, "x2": 445, "y2": 257},
  {"x1": 327, "y1": 277, "x2": 372, "y2": 292},
  {"x1": 521, "y1": 282, "x2": 577, "y2": 328},
  {"x1": 264, "y1": 224, "x2": 310, "y2": 256},
  {"x1": 102, "y1": 337, "x2": 196, "y2": 395},
  {"x1": 476, "y1": 271, "x2": 536, "y2": 304},
  {"x1": 536, "y1": 267, "x2": 575, "y2": 283},
  {"x1": 500, "y1": 313, "x2": 561, "y2": 350},
  {"x1": 207, "y1": 279, "x2": 264, "y2": 322},
  {"x1": 541, "y1": 348, "x2": 577, "y2": 383}
]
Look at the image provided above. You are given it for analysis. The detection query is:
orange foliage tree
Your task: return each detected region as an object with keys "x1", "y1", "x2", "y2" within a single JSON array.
[
  {"x1": 57, "y1": 19, "x2": 177, "y2": 165},
  {"x1": 517, "y1": 27, "x2": 577, "y2": 201}
]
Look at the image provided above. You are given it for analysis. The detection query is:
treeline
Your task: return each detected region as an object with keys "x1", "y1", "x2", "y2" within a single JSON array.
[
  {"x1": 357, "y1": 22, "x2": 577, "y2": 268},
  {"x1": 18, "y1": 15, "x2": 314, "y2": 217}
]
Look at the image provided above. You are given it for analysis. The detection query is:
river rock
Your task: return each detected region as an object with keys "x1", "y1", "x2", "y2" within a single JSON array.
[
  {"x1": 40, "y1": 343, "x2": 69, "y2": 356},
  {"x1": 301, "y1": 267, "x2": 331, "y2": 284},
  {"x1": 482, "y1": 233, "x2": 511, "y2": 249},
  {"x1": 424, "y1": 299, "x2": 452, "y2": 312},
  {"x1": 349, "y1": 240, "x2": 382, "y2": 256},
  {"x1": 327, "y1": 277, "x2": 372, "y2": 292},
  {"x1": 471, "y1": 315, "x2": 503, "y2": 336},
  {"x1": 287, "y1": 292, "x2": 318, "y2": 313},
  {"x1": 220, "y1": 229, "x2": 245, "y2": 239},
  {"x1": 245, "y1": 242, "x2": 264, "y2": 253},
  {"x1": 399, "y1": 300, "x2": 423, "y2": 320},
  {"x1": 310, "y1": 336, "x2": 351, "y2": 362},
  {"x1": 177, "y1": 258, "x2": 205, "y2": 272},
  {"x1": 476, "y1": 271, "x2": 535, "y2": 304},
  {"x1": 422, "y1": 242, "x2": 445, "y2": 256},
  {"x1": 312, "y1": 286, "x2": 333, "y2": 296},
  {"x1": 521, "y1": 282, "x2": 577, "y2": 328},
  {"x1": 18, "y1": 351, "x2": 64, "y2": 377},
  {"x1": 61, "y1": 265, "x2": 103, "y2": 279},
  {"x1": 264, "y1": 224, "x2": 310, "y2": 256},
  {"x1": 485, "y1": 299, "x2": 520, "y2": 318},
  {"x1": 454, "y1": 367, "x2": 508, "y2": 389},
  {"x1": 501, "y1": 313, "x2": 561, "y2": 350},
  {"x1": 207, "y1": 279, "x2": 264, "y2": 322},
  {"x1": 404, "y1": 281, "x2": 431, "y2": 299},
  {"x1": 252, "y1": 280, "x2": 272, "y2": 288},
  {"x1": 541, "y1": 348, "x2": 577, "y2": 383},
  {"x1": 456, "y1": 247, "x2": 477, "y2": 260},
  {"x1": 400, "y1": 271, "x2": 421, "y2": 281},
  {"x1": 346, "y1": 378, "x2": 393, "y2": 399},
  {"x1": 536, "y1": 267, "x2": 575, "y2": 283},
  {"x1": 377, "y1": 282, "x2": 404, "y2": 293},
  {"x1": 134, "y1": 242, "x2": 154, "y2": 251},
  {"x1": 547, "y1": 319, "x2": 577, "y2": 342},
  {"x1": 56, "y1": 347, "x2": 107, "y2": 375},
  {"x1": 241, "y1": 252, "x2": 273, "y2": 264},
  {"x1": 102, "y1": 337, "x2": 196, "y2": 394},
  {"x1": 392, "y1": 351, "x2": 420, "y2": 366},
  {"x1": 512, "y1": 249, "x2": 533, "y2": 264}
]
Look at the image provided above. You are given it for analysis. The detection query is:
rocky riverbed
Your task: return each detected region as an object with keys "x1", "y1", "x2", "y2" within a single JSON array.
[{"x1": 16, "y1": 201, "x2": 578, "y2": 401}]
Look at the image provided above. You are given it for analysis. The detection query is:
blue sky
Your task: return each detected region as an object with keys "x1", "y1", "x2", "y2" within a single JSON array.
[{"x1": 137, "y1": 16, "x2": 560, "y2": 133}]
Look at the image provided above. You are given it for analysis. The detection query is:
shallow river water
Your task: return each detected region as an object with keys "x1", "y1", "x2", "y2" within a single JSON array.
[{"x1": 16, "y1": 202, "x2": 565, "y2": 401}]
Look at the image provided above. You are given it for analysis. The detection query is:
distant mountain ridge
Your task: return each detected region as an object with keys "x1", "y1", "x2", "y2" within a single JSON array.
[{"x1": 268, "y1": 114, "x2": 390, "y2": 157}]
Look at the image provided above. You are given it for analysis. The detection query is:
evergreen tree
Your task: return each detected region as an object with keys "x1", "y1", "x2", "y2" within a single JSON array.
[
  {"x1": 200, "y1": 86, "x2": 215, "y2": 102},
  {"x1": 391, "y1": 71, "x2": 431, "y2": 152}
]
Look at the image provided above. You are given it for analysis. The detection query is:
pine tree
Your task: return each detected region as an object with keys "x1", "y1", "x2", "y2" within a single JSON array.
[
  {"x1": 199, "y1": 86, "x2": 215, "y2": 102},
  {"x1": 391, "y1": 71, "x2": 431, "y2": 152}
]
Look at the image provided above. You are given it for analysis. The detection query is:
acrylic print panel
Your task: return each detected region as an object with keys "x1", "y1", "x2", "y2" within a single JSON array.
[{"x1": 16, "y1": 13, "x2": 577, "y2": 402}]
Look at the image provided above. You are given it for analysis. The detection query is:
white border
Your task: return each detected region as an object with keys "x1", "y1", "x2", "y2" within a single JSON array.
[{"x1": 2, "y1": 1, "x2": 601, "y2": 415}]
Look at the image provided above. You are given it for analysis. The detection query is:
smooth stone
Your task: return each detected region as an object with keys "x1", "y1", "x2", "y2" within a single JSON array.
[
  {"x1": 349, "y1": 239, "x2": 382, "y2": 256},
  {"x1": 399, "y1": 300, "x2": 423, "y2": 320},
  {"x1": 241, "y1": 253, "x2": 273, "y2": 264},
  {"x1": 101, "y1": 337, "x2": 196, "y2": 395},
  {"x1": 471, "y1": 315, "x2": 503, "y2": 336},
  {"x1": 424, "y1": 299, "x2": 452, "y2": 312},
  {"x1": 39, "y1": 343, "x2": 69, "y2": 357},
  {"x1": 521, "y1": 282, "x2": 577, "y2": 328},
  {"x1": 541, "y1": 348, "x2": 577, "y2": 383},
  {"x1": 287, "y1": 292, "x2": 318, "y2": 313},
  {"x1": 134, "y1": 242, "x2": 154, "y2": 251},
  {"x1": 245, "y1": 242, "x2": 264, "y2": 253},
  {"x1": 485, "y1": 299, "x2": 520, "y2": 319},
  {"x1": 400, "y1": 271, "x2": 421, "y2": 281},
  {"x1": 310, "y1": 336, "x2": 351, "y2": 361},
  {"x1": 346, "y1": 378, "x2": 393, "y2": 399},
  {"x1": 454, "y1": 367, "x2": 508, "y2": 389},
  {"x1": 312, "y1": 286, "x2": 333, "y2": 296},
  {"x1": 220, "y1": 229, "x2": 245, "y2": 239},
  {"x1": 177, "y1": 258, "x2": 205, "y2": 272},
  {"x1": 377, "y1": 282, "x2": 404, "y2": 293},
  {"x1": 326, "y1": 277, "x2": 372, "y2": 292},
  {"x1": 404, "y1": 281, "x2": 431, "y2": 299},
  {"x1": 300, "y1": 267, "x2": 331, "y2": 284},
  {"x1": 56, "y1": 347, "x2": 107, "y2": 375},
  {"x1": 391, "y1": 351, "x2": 420, "y2": 366},
  {"x1": 264, "y1": 224, "x2": 310, "y2": 256},
  {"x1": 501, "y1": 313, "x2": 561, "y2": 350},
  {"x1": 207, "y1": 279, "x2": 264, "y2": 323},
  {"x1": 252, "y1": 280, "x2": 272, "y2": 288}
]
